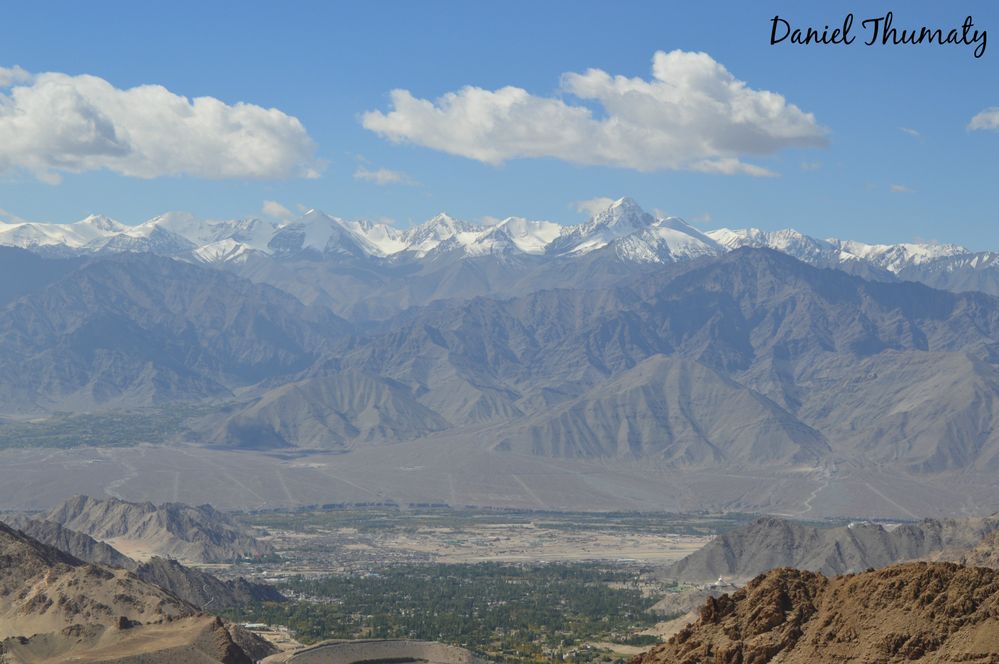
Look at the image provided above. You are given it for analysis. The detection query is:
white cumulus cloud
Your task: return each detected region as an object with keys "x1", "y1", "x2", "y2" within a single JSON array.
[
  {"x1": 353, "y1": 165, "x2": 415, "y2": 185},
  {"x1": 0, "y1": 66, "x2": 29, "y2": 88},
  {"x1": 969, "y1": 108, "x2": 999, "y2": 131},
  {"x1": 0, "y1": 67, "x2": 322, "y2": 183},
  {"x1": 362, "y1": 50, "x2": 827, "y2": 176}
]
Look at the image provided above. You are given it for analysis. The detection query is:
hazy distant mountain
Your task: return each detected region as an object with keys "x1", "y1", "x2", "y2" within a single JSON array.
[
  {"x1": 0, "y1": 252, "x2": 346, "y2": 413},
  {"x1": 211, "y1": 369, "x2": 450, "y2": 450},
  {"x1": 179, "y1": 246, "x2": 999, "y2": 476},
  {"x1": 0, "y1": 246, "x2": 83, "y2": 308},
  {"x1": 495, "y1": 355, "x2": 828, "y2": 464},
  {"x1": 897, "y1": 250, "x2": 999, "y2": 296},
  {"x1": 46, "y1": 495, "x2": 275, "y2": 563},
  {"x1": 796, "y1": 350, "x2": 999, "y2": 472},
  {"x1": 662, "y1": 516, "x2": 999, "y2": 584},
  {"x1": 7, "y1": 198, "x2": 999, "y2": 485},
  {"x1": 5, "y1": 237, "x2": 999, "y2": 479},
  {"x1": 318, "y1": 248, "x2": 999, "y2": 472}
]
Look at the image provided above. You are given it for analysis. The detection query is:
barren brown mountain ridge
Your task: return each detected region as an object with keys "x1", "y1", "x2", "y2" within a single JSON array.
[
  {"x1": 0, "y1": 522, "x2": 275, "y2": 663},
  {"x1": 44, "y1": 495, "x2": 275, "y2": 563},
  {"x1": 3, "y1": 496, "x2": 283, "y2": 611},
  {"x1": 634, "y1": 563, "x2": 999, "y2": 664}
]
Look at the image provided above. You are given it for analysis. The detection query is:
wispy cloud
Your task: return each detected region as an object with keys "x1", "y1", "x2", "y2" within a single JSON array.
[
  {"x1": 899, "y1": 127, "x2": 921, "y2": 139},
  {"x1": 969, "y1": 107, "x2": 999, "y2": 131},
  {"x1": 353, "y1": 166, "x2": 416, "y2": 186},
  {"x1": 261, "y1": 200, "x2": 295, "y2": 220},
  {"x1": 890, "y1": 184, "x2": 914, "y2": 193},
  {"x1": 363, "y1": 50, "x2": 826, "y2": 176},
  {"x1": 573, "y1": 197, "x2": 617, "y2": 217},
  {"x1": 0, "y1": 206, "x2": 39, "y2": 224},
  {"x1": 799, "y1": 161, "x2": 822, "y2": 171},
  {"x1": 0, "y1": 66, "x2": 322, "y2": 184}
]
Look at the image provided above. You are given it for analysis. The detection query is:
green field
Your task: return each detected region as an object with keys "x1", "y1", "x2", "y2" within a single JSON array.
[
  {"x1": 0, "y1": 405, "x2": 211, "y2": 448},
  {"x1": 226, "y1": 562, "x2": 670, "y2": 663},
  {"x1": 241, "y1": 506, "x2": 757, "y2": 538}
]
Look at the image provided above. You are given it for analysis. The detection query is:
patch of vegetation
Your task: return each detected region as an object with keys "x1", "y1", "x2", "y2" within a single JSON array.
[
  {"x1": 241, "y1": 507, "x2": 757, "y2": 537},
  {"x1": 224, "y1": 563, "x2": 663, "y2": 663},
  {"x1": 0, "y1": 405, "x2": 210, "y2": 448}
]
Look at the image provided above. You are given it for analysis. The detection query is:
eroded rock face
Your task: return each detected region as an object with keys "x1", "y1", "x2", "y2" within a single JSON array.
[
  {"x1": 0, "y1": 522, "x2": 275, "y2": 663},
  {"x1": 45, "y1": 495, "x2": 275, "y2": 563},
  {"x1": 960, "y1": 529, "x2": 999, "y2": 570},
  {"x1": 634, "y1": 562, "x2": 999, "y2": 664}
]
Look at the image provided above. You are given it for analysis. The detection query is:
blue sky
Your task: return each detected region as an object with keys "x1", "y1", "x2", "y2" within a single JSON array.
[{"x1": 0, "y1": 1, "x2": 996, "y2": 247}]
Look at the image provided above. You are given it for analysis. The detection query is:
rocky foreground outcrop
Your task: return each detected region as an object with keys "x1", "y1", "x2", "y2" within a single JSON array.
[
  {"x1": 5, "y1": 515, "x2": 284, "y2": 610},
  {"x1": 0, "y1": 522, "x2": 275, "y2": 663},
  {"x1": 633, "y1": 562, "x2": 999, "y2": 664},
  {"x1": 959, "y1": 529, "x2": 999, "y2": 570}
]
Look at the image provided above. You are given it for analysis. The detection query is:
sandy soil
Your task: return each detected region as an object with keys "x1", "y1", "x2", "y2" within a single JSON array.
[{"x1": 370, "y1": 524, "x2": 711, "y2": 563}]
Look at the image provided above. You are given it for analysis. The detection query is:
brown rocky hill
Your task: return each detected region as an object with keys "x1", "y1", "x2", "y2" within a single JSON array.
[
  {"x1": 8, "y1": 516, "x2": 137, "y2": 569},
  {"x1": 135, "y1": 556, "x2": 285, "y2": 610},
  {"x1": 45, "y1": 495, "x2": 275, "y2": 563},
  {"x1": 0, "y1": 522, "x2": 273, "y2": 663},
  {"x1": 2, "y1": 517, "x2": 283, "y2": 611},
  {"x1": 959, "y1": 529, "x2": 999, "y2": 570},
  {"x1": 633, "y1": 562, "x2": 999, "y2": 664}
]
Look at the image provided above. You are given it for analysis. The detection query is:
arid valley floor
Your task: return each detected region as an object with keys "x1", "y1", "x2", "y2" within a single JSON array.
[{"x1": 0, "y1": 438, "x2": 994, "y2": 520}]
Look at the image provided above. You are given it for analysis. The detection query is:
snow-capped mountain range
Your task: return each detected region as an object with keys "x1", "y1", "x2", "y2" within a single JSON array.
[{"x1": 0, "y1": 197, "x2": 986, "y2": 283}]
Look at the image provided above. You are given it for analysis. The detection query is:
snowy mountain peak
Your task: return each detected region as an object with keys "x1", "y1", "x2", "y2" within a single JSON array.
[
  {"x1": 460, "y1": 217, "x2": 564, "y2": 257},
  {"x1": 588, "y1": 197, "x2": 654, "y2": 231},
  {"x1": 829, "y1": 238, "x2": 969, "y2": 272},
  {"x1": 708, "y1": 228, "x2": 834, "y2": 258},
  {"x1": 0, "y1": 199, "x2": 990, "y2": 280},
  {"x1": 706, "y1": 228, "x2": 973, "y2": 274},
  {"x1": 421, "y1": 212, "x2": 473, "y2": 236},
  {"x1": 610, "y1": 214, "x2": 723, "y2": 264},
  {"x1": 269, "y1": 209, "x2": 365, "y2": 257},
  {"x1": 136, "y1": 212, "x2": 208, "y2": 243},
  {"x1": 76, "y1": 214, "x2": 128, "y2": 234},
  {"x1": 0, "y1": 213, "x2": 128, "y2": 250},
  {"x1": 404, "y1": 213, "x2": 477, "y2": 256},
  {"x1": 548, "y1": 198, "x2": 658, "y2": 256},
  {"x1": 608, "y1": 196, "x2": 642, "y2": 213}
]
